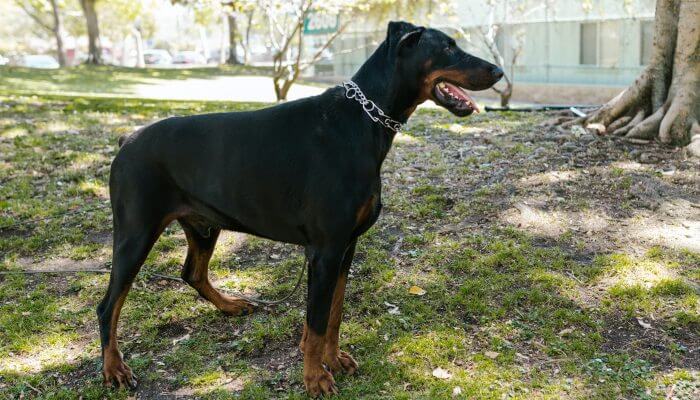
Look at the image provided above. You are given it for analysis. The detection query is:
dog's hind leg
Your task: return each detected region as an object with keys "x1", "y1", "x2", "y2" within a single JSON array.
[
  {"x1": 322, "y1": 239, "x2": 358, "y2": 375},
  {"x1": 179, "y1": 219, "x2": 255, "y2": 316},
  {"x1": 98, "y1": 211, "x2": 164, "y2": 389}
]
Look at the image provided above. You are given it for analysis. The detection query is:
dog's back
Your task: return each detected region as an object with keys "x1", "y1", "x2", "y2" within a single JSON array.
[{"x1": 109, "y1": 87, "x2": 375, "y2": 245}]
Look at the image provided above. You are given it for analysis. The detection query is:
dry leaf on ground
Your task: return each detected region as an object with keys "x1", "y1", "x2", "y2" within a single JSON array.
[{"x1": 409, "y1": 285, "x2": 426, "y2": 296}]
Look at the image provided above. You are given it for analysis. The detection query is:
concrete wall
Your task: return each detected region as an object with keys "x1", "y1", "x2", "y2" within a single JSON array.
[
  {"x1": 451, "y1": 0, "x2": 655, "y2": 26},
  {"x1": 327, "y1": 1, "x2": 655, "y2": 104},
  {"x1": 462, "y1": 18, "x2": 649, "y2": 86},
  {"x1": 476, "y1": 82, "x2": 625, "y2": 105}
]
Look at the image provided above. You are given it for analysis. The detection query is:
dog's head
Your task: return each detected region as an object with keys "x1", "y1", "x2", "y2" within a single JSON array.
[{"x1": 387, "y1": 21, "x2": 503, "y2": 117}]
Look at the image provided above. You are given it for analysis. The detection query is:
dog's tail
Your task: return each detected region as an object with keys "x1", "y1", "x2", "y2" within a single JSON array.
[
  {"x1": 117, "y1": 135, "x2": 128, "y2": 148},
  {"x1": 118, "y1": 125, "x2": 149, "y2": 148}
]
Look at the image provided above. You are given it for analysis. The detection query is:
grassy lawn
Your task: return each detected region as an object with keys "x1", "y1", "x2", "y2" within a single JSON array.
[
  {"x1": 0, "y1": 91, "x2": 698, "y2": 399},
  {"x1": 0, "y1": 65, "x2": 270, "y2": 97}
]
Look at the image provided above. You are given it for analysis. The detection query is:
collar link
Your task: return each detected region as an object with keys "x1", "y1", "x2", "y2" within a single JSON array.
[{"x1": 342, "y1": 80, "x2": 403, "y2": 133}]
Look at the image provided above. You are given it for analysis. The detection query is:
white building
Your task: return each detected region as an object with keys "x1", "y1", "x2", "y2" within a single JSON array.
[
  {"x1": 329, "y1": 0, "x2": 657, "y2": 104},
  {"x1": 453, "y1": 0, "x2": 655, "y2": 86}
]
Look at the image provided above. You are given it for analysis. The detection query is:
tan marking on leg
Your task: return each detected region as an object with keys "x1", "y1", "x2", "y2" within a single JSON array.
[
  {"x1": 102, "y1": 211, "x2": 177, "y2": 389},
  {"x1": 192, "y1": 277, "x2": 255, "y2": 316},
  {"x1": 102, "y1": 290, "x2": 136, "y2": 388},
  {"x1": 322, "y1": 274, "x2": 357, "y2": 375},
  {"x1": 303, "y1": 329, "x2": 336, "y2": 397},
  {"x1": 182, "y1": 228, "x2": 254, "y2": 316},
  {"x1": 299, "y1": 322, "x2": 308, "y2": 353}
]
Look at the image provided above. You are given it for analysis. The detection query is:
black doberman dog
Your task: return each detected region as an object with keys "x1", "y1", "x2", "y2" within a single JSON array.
[{"x1": 98, "y1": 21, "x2": 502, "y2": 396}]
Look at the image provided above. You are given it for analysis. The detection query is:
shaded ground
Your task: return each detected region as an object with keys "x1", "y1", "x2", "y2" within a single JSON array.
[{"x1": 0, "y1": 92, "x2": 698, "y2": 399}]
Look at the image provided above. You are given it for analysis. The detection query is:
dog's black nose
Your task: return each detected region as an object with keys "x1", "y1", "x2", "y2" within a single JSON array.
[{"x1": 492, "y1": 66, "x2": 504, "y2": 80}]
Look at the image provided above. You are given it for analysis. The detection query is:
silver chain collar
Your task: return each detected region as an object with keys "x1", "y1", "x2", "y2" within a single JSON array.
[{"x1": 342, "y1": 80, "x2": 403, "y2": 133}]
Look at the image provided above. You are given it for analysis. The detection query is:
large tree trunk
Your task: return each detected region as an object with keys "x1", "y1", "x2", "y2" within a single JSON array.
[
  {"x1": 16, "y1": 0, "x2": 67, "y2": 66},
  {"x1": 131, "y1": 27, "x2": 145, "y2": 68},
  {"x1": 571, "y1": 0, "x2": 699, "y2": 154},
  {"x1": 227, "y1": 14, "x2": 240, "y2": 65},
  {"x1": 219, "y1": 14, "x2": 228, "y2": 65},
  {"x1": 79, "y1": 0, "x2": 102, "y2": 65},
  {"x1": 49, "y1": 0, "x2": 66, "y2": 67},
  {"x1": 199, "y1": 27, "x2": 210, "y2": 63},
  {"x1": 240, "y1": 9, "x2": 254, "y2": 64}
]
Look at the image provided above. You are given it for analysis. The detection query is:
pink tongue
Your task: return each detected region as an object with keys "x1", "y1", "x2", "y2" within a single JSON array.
[{"x1": 444, "y1": 82, "x2": 480, "y2": 113}]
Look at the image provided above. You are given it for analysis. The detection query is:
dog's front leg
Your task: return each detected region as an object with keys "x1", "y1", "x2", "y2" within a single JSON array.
[
  {"x1": 302, "y1": 245, "x2": 345, "y2": 397},
  {"x1": 323, "y1": 240, "x2": 358, "y2": 375}
]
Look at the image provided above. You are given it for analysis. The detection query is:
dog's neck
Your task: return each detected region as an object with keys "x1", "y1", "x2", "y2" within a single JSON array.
[{"x1": 350, "y1": 41, "x2": 422, "y2": 124}]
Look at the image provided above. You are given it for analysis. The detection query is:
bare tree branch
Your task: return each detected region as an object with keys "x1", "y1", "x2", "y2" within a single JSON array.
[
  {"x1": 300, "y1": 20, "x2": 350, "y2": 72},
  {"x1": 15, "y1": 0, "x2": 53, "y2": 32}
]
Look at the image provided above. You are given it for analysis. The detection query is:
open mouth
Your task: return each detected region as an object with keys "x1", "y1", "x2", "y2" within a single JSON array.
[{"x1": 432, "y1": 81, "x2": 480, "y2": 116}]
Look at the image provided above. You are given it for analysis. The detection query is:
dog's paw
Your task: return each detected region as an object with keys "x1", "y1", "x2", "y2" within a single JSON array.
[
  {"x1": 102, "y1": 353, "x2": 137, "y2": 389},
  {"x1": 324, "y1": 350, "x2": 358, "y2": 375},
  {"x1": 304, "y1": 367, "x2": 337, "y2": 397},
  {"x1": 219, "y1": 297, "x2": 256, "y2": 316}
]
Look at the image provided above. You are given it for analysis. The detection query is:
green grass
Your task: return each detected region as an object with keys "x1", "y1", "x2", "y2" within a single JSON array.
[
  {"x1": 0, "y1": 89, "x2": 698, "y2": 399},
  {"x1": 0, "y1": 64, "x2": 270, "y2": 97}
]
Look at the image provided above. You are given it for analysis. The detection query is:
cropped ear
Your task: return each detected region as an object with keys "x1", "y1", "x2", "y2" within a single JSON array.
[
  {"x1": 387, "y1": 21, "x2": 417, "y2": 39},
  {"x1": 386, "y1": 21, "x2": 423, "y2": 54},
  {"x1": 397, "y1": 28, "x2": 425, "y2": 56}
]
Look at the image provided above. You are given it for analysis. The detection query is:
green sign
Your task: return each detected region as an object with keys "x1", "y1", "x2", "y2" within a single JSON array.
[{"x1": 303, "y1": 12, "x2": 339, "y2": 35}]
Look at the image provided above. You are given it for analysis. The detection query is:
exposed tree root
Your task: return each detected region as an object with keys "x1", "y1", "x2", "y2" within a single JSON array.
[
  {"x1": 627, "y1": 106, "x2": 665, "y2": 140},
  {"x1": 586, "y1": 71, "x2": 651, "y2": 128},
  {"x1": 612, "y1": 110, "x2": 645, "y2": 137},
  {"x1": 556, "y1": 0, "x2": 698, "y2": 153},
  {"x1": 687, "y1": 122, "x2": 700, "y2": 157},
  {"x1": 607, "y1": 115, "x2": 632, "y2": 134}
]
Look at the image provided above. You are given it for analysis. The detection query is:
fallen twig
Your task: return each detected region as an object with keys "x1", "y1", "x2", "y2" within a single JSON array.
[
  {"x1": 0, "y1": 268, "x2": 110, "y2": 275},
  {"x1": 565, "y1": 271, "x2": 584, "y2": 285},
  {"x1": 391, "y1": 236, "x2": 404, "y2": 259},
  {"x1": 148, "y1": 272, "x2": 183, "y2": 282}
]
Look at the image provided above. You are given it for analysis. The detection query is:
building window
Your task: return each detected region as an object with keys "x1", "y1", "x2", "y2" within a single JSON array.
[
  {"x1": 579, "y1": 21, "x2": 620, "y2": 67},
  {"x1": 580, "y1": 23, "x2": 597, "y2": 65},
  {"x1": 599, "y1": 21, "x2": 620, "y2": 67},
  {"x1": 640, "y1": 20, "x2": 654, "y2": 65}
]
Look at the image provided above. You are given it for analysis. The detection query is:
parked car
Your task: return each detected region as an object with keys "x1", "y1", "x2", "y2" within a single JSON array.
[
  {"x1": 172, "y1": 51, "x2": 207, "y2": 65},
  {"x1": 143, "y1": 49, "x2": 172, "y2": 66},
  {"x1": 20, "y1": 55, "x2": 60, "y2": 69}
]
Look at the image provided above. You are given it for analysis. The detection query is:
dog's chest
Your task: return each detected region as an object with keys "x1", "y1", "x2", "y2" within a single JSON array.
[{"x1": 352, "y1": 193, "x2": 382, "y2": 236}]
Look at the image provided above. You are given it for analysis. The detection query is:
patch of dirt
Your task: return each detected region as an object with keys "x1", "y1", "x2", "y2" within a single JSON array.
[
  {"x1": 530, "y1": 236, "x2": 597, "y2": 265},
  {"x1": 87, "y1": 230, "x2": 112, "y2": 244},
  {"x1": 396, "y1": 111, "x2": 700, "y2": 257},
  {"x1": 15, "y1": 256, "x2": 108, "y2": 272},
  {"x1": 248, "y1": 343, "x2": 301, "y2": 375},
  {"x1": 0, "y1": 226, "x2": 32, "y2": 239},
  {"x1": 601, "y1": 315, "x2": 700, "y2": 370},
  {"x1": 156, "y1": 321, "x2": 189, "y2": 339},
  {"x1": 223, "y1": 234, "x2": 303, "y2": 273}
]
